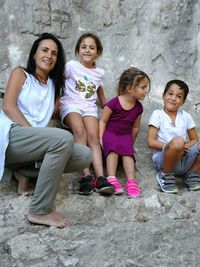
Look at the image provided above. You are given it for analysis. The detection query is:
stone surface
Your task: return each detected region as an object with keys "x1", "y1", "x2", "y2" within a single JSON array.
[
  {"x1": 1, "y1": 0, "x2": 200, "y2": 105},
  {"x1": 1, "y1": 1, "x2": 200, "y2": 266},
  {"x1": 0, "y1": 129, "x2": 200, "y2": 267},
  {"x1": 1, "y1": 99, "x2": 200, "y2": 267}
]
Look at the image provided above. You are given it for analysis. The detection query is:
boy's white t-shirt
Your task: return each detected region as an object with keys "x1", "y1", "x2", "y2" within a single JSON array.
[
  {"x1": 148, "y1": 109, "x2": 196, "y2": 159},
  {"x1": 61, "y1": 60, "x2": 105, "y2": 104}
]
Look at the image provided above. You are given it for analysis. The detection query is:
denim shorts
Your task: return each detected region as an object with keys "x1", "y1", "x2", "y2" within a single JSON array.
[{"x1": 152, "y1": 144, "x2": 199, "y2": 175}]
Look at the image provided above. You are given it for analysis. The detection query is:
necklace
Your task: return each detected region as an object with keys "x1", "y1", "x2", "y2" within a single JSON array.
[{"x1": 36, "y1": 72, "x2": 48, "y2": 84}]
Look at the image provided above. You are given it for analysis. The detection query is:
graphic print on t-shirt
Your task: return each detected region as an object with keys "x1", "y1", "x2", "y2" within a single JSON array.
[{"x1": 75, "y1": 75, "x2": 96, "y2": 99}]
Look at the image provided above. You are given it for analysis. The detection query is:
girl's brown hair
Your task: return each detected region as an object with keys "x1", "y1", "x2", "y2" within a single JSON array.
[
  {"x1": 75, "y1": 32, "x2": 103, "y2": 57},
  {"x1": 117, "y1": 67, "x2": 150, "y2": 96}
]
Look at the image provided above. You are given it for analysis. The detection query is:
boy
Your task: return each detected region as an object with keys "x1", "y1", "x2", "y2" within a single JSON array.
[{"x1": 147, "y1": 79, "x2": 200, "y2": 193}]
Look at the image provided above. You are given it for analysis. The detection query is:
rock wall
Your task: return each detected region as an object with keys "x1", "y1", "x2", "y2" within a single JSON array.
[
  {"x1": 1, "y1": 0, "x2": 200, "y2": 108},
  {"x1": 1, "y1": 1, "x2": 200, "y2": 266}
]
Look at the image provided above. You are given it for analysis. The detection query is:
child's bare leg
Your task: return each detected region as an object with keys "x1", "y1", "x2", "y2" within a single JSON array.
[
  {"x1": 107, "y1": 153, "x2": 124, "y2": 195},
  {"x1": 163, "y1": 137, "x2": 185, "y2": 173},
  {"x1": 122, "y1": 156, "x2": 141, "y2": 197},
  {"x1": 65, "y1": 113, "x2": 91, "y2": 177},
  {"x1": 13, "y1": 170, "x2": 34, "y2": 196},
  {"x1": 84, "y1": 116, "x2": 104, "y2": 177},
  {"x1": 64, "y1": 113, "x2": 87, "y2": 144},
  {"x1": 89, "y1": 143, "x2": 104, "y2": 177},
  {"x1": 106, "y1": 152, "x2": 119, "y2": 176},
  {"x1": 26, "y1": 211, "x2": 69, "y2": 228},
  {"x1": 122, "y1": 156, "x2": 136, "y2": 179},
  {"x1": 82, "y1": 116, "x2": 115, "y2": 195}
]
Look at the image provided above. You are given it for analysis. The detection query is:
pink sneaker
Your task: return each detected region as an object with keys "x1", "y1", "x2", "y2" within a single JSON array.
[
  {"x1": 126, "y1": 179, "x2": 141, "y2": 198},
  {"x1": 107, "y1": 177, "x2": 124, "y2": 195}
]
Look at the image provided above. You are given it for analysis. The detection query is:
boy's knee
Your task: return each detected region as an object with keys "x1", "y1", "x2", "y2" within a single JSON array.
[
  {"x1": 171, "y1": 136, "x2": 184, "y2": 142},
  {"x1": 170, "y1": 136, "x2": 185, "y2": 148}
]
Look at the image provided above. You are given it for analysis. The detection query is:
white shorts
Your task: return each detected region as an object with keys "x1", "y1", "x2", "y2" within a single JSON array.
[{"x1": 60, "y1": 97, "x2": 98, "y2": 124}]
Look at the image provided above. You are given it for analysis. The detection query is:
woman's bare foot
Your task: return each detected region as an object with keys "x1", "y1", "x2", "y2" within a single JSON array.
[
  {"x1": 26, "y1": 211, "x2": 69, "y2": 228},
  {"x1": 13, "y1": 171, "x2": 34, "y2": 196}
]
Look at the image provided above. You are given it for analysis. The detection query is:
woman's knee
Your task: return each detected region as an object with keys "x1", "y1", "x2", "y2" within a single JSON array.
[
  {"x1": 58, "y1": 129, "x2": 74, "y2": 150},
  {"x1": 48, "y1": 128, "x2": 75, "y2": 152},
  {"x1": 63, "y1": 144, "x2": 92, "y2": 173},
  {"x1": 77, "y1": 144, "x2": 92, "y2": 163},
  {"x1": 75, "y1": 144, "x2": 92, "y2": 164}
]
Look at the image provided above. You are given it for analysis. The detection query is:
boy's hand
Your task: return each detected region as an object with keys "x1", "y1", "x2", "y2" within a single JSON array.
[{"x1": 183, "y1": 144, "x2": 189, "y2": 155}]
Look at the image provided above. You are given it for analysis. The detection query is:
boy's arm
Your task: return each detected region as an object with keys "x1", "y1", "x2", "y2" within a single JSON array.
[
  {"x1": 97, "y1": 86, "x2": 106, "y2": 108},
  {"x1": 132, "y1": 115, "x2": 141, "y2": 143},
  {"x1": 99, "y1": 106, "x2": 112, "y2": 147},
  {"x1": 185, "y1": 127, "x2": 199, "y2": 150},
  {"x1": 147, "y1": 125, "x2": 166, "y2": 150}
]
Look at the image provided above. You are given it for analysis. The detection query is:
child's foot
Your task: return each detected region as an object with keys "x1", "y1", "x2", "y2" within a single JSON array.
[
  {"x1": 156, "y1": 171, "x2": 178, "y2": 193},
  {"x1": 95, "y1": 176, "x2": 115, "y2": 195},
  {"x1": 13, "y1": 171, "x2": 34, "y2": 196},
  {"x1": 79, "y1": 175, "x2": 94, "y2": 195},
  {"x1": 107, "y1": 177, "x2": 124, "y2": 195},
  {"x1": 126, "y1": 179, "x2": 141, "y2": 198},
  {"x1": 26, "y1": 211, "x2": 69, "y2": 228},
  {"x1": 183, "y1": 171, "x2": 200, "y2": 191}
]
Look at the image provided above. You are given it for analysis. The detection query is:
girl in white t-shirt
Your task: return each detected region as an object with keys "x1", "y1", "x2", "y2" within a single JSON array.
[
  {"x1": 60, "y1": 33, "x2": 114, "y2": 196},
  {"x1": 147, "y1": 79, "x2": 200, "y2": 194}
]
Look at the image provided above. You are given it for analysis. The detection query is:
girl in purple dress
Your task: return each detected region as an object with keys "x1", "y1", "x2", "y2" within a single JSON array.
[{"x1": 99, "y1": 67, "x2": 150, "y2": 197}]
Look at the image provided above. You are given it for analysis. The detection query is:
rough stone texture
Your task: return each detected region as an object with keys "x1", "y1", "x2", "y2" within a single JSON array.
[
  {"x1": 1, "y1": 0, "x2": 200, "y2": 104},
  {"x1": 1, "y1": 1, "x2": 200, "y2": 266},
  {"x1": 1, "y1": 97, "x2": 200, "y2": 266}
]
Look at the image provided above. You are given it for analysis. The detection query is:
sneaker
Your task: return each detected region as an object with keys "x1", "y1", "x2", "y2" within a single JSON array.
[
  {"x1": 107, "y1": 177, "x2": 124, "y2": 195},
  {"x1": 183, "y1": 171, "x2": 200, "y2": 191},
  {"x1": 126, "y1": 179, "x2": 141, "y2": 198},
  {"x1": 95, "y1": 176, "x2": 115, "y2": 195},
  {"x1": 156, "y1": 172, "x2": 178, "y2": 193},
  {"x1": 79, "y1": 175, "x2": 94, "y2": 195}
]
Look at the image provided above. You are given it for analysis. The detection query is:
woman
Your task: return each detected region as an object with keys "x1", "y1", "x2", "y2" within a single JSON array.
[{"x1": 0, "y1": 33, "x2": 92, "y2": 228}]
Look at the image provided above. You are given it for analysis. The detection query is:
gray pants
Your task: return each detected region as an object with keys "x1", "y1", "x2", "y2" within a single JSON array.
[{"x1": 5, "y1": 125, "x2": 92, "y2": 214}]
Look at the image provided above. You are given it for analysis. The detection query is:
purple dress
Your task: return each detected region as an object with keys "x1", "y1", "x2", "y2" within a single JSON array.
[{"x1": 102, "y1": 96, "x2": 143, "y2": 158}]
